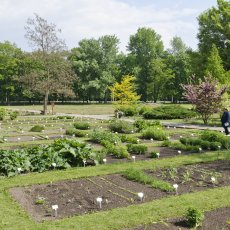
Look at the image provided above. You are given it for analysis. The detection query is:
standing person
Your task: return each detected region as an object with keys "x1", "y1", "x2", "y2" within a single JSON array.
[{"x1": 221, "y1": 108, "x2": 230, "y2": 135}]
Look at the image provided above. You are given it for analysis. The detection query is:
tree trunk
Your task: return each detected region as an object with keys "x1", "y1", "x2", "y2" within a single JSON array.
[{"x1": 43, "y1": 90, "x2": 49, "y2": 115}]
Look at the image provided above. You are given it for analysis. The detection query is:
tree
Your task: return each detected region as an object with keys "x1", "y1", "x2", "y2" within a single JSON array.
[
  {"x1": 128, "y1": 27, "x2": 164, "y2": 101},
  {"x1": 204, "y1": 44, "x2": 226, "y2": 84},
  {"x1": 24, "y1": 13, "x2": 75, "y2": 114},
  {"x1": 148, "y1": 58, "x2": 174, "y2": 102},
  {"x1": 0, "y1": 41, "x2": 22, "y2": 104},
  {"x1": 182, "y1": 76, "x2": 227, "y2": 124},
  {"x1": 197, "y1": 0, "x2": 230, "y2": 70},
  {"x1": 166, "y1": 36, "x2": 192, "y2": 102},
  {"x1": 109, "y1": 75, "x2": 140, "y2": 105},
  {"x1": 70, "y1": 35, "x2": 120, "y2": 102}
]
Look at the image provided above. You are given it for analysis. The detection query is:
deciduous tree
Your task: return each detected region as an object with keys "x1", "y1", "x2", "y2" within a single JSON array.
[{"x1": 182, "y1": 76, "x2": 227, "y2": 124}]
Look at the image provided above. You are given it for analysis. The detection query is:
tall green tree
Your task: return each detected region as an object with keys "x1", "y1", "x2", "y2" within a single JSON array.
[
  {"x1": 197, "y1": 0, "x2": 230, "y2": 70},
  {"x1": 128, "y1": 27, "x2": 164, "y2": 101},
  {"x1": 205, "y1": 44, "x2": 226, "y2": 84},
  {"x1": 70, "y1": 35, "x2": 120, "y2": 102},
  {"x1": 148, "y1": 58, "x2": 174, "y2": 102},
  {"x1": 0, "y1": 41, "x2": 22, "y2": 104},
  {"x1": 24, "y1": 13, "x2": 75, "y2": 114},
  {"x1": 165, "y1": 36, "x2": 192, "y2": 102}
]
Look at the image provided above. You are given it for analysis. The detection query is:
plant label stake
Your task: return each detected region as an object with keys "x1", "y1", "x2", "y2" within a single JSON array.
[
  {"x1": 52, "y1": 163, "x2": 56, "y2": 169},
  {"x1": 83, "y1": 160, "x2": 86, "y2": 167},
  {"x1": 156, "y1": 152, "x2": 160, "y2": 158},
  {"x1": 137, "y1": 192, "x2": 144, "y2": 202},
  {"x1": 132, "y1": 156, "x2": 136, "y2": 162},
  {"x1": 178, "y1": 150, "x2": 181, "y2": 155},
  {"x1": 96, "y1": 197, "x2": 102, "y2": 208},
  {"x1": 32, "y1": 136, "x2": 35, "y2": 141},
  {"x1": 173, "y1": 184, "x2": 178, "y2": 195},
  {"x1": 103, "y1": 158, "x2": 107, "y2": 164},
  {"x1": 150, "y1": 138, "x2": 153, "y2": 142},
  {"x1": 199, "y1": 148, "x2": 202, "y2": 153},
  {"x1": 17, "y1": 168, "x2": 22, "y2": 174},
  {"x1": 52, "y1": 205, "x2": 58, "y2": 217},
  {"x1": 211, "y1": 177, "x2": 216, "y2": 184}
]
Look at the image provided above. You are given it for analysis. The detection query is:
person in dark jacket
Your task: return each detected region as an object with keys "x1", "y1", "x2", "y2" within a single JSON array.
[{"x1": 221, "y1": 108, "x2": 230, "y2": 135}]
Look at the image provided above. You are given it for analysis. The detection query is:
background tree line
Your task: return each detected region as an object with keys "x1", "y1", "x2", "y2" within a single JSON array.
[{"x1": 0, "y1": 0, "x2": 229, "y2": 113}]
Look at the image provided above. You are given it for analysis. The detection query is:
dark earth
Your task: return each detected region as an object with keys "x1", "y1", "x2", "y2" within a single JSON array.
[{"x1": 10, "y1": 160, "x2": 230, "y2": 227}]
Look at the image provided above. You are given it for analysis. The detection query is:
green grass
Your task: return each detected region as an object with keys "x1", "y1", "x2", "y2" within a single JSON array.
[
  {"x1": 4, "y1": 104, "x2": 115, "y2": 115},
  {"x1": 123, "y1": 168, "x2": 173, "y2": 191},
  {"x1": 0, "y1": 150, "x2": 230, "y2": 229}
]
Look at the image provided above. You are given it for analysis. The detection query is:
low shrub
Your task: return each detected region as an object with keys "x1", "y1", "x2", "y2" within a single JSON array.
[
  {"x1": 120, "y1": 135, "x2": 138, "y2": 144},
  {"x1": 90, "y1": 129, "x2": 121, "y2": 145},
  {"x1": 185, "y1": 207, "x2": 204, "y2": 228},
  {"x1": 73, "y1": 122, "x2": 90, "y2": 130},
  {"x1": 30, "y1": 125, "x2": 45, "y2": 132},
  {"x1": 134, "y1": 119, "x2": 161, "y2": 131},
  {"x1": 56, "y1": 116, "x2": 74, "y2": 120},
  {"x1": 108, "y1": 119, "x2": 134, "y2": 134},
  {"x1": 66, "y1": 128, "x2": 86, "y2": 137},
  {"x1": 142, "y1": 127, "x2": 167, "y2": 141},
  {"x1": 9, "y1": 111, "x2": 19, "y2": 120},
  {"x1": 127, "y1": 144, "x2": 148, "y2": 155},
  {"x1": 117, "y1": 105, "x2": 138, "y2": 116},
  {"x1": 103, "y1": 144, "x2": 129, "y2": 158},
  {"x1": 0, "y1": 108, "x2": 6, "y2": 121},
  {"x1": 138, "y1": 105, "x2": 152, "y2": 115},
  {"x1": 143, "y1": 105, "x2": 196, "y2": 120}
]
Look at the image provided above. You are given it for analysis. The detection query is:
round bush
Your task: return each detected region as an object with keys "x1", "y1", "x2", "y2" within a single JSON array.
[{"x1": 30, "y1": 125, "x2": 45, "y2": 132}]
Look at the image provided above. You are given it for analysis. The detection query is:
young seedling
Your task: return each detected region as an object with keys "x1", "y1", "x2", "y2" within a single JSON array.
[
  {"x1": 96, "y1": 197, "x2": 102, "y2": 208},
  {"x1": 52, "y1": 205, "x2": 58, "y2": 217}
]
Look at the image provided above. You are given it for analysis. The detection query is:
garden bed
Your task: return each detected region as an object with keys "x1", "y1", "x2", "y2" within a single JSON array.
[{"x1": 10, "y1": 160, "x2": 230, "y2": 222}]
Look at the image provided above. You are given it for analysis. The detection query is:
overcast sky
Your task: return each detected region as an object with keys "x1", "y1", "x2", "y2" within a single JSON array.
[{"x1": 0, "y1": 0, "x2": 217, "y2": 52}]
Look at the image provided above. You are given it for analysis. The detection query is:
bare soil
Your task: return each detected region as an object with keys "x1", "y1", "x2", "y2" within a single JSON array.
[{"x1": 10, "y1": 160, "x2": 230, "y2": 223}]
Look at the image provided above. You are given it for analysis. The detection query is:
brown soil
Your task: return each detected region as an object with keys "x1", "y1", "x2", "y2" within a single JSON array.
[
  {"x1": 10, "y1": 174, "x2": 169, "y2": 222},
  {"x1": 10, "y1": 160, "x2": 230, "y2": 223}
]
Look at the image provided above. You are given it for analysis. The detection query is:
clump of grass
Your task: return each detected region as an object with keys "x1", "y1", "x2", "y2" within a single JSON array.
[{"x1": 123, "y1": 168, "x2": 173, "y2": 192}]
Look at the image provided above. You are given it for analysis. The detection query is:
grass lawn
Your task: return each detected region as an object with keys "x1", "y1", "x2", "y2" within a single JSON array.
[{"x1": 3, "y1": 104, "x2": 115, "y2": 115}]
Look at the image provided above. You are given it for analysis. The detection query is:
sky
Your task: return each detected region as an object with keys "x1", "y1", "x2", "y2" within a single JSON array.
[{"x1": 0, "y1": 0, "x2": 217, "y2": 52}]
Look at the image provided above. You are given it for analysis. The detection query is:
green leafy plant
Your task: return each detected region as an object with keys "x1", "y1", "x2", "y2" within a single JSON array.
[
  {"x1": 0, "y1": 108, "x2": 6, "y2": 121},
  {"x1": 9, "y1": 111, "x2": 19, "y2": 120},
  {"x1": 127, "y1": 144, "x2": 148, "y2": 155},
  {"x1": 142, "y1": 127, "x2": 167, "y2": 141},
  {"x1": 91, "y1": 129, "x2": 121, "y2": 145},
  {"x1": 73, "y1": 122, "x2": 90, "y2": 130},
  {"x1": 185, "y1": 207, "x2": 204, "y2": 228},
  {"x1": 30, "y1": 125, "x2": 45, "y2": 132},
  {"x1": 108, "y1": 119, "x2": 134, "y2": 134}
]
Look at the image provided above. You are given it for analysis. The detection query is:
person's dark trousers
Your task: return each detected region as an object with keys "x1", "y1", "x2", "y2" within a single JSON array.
[{"x1": 223, "y1": 125, "x2": 230, "y2": 135}]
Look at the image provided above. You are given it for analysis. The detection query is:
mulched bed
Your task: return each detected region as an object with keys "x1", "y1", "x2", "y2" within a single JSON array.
[{"x1": 10, "y1": 160, "x2": 230, "y2": 223}]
